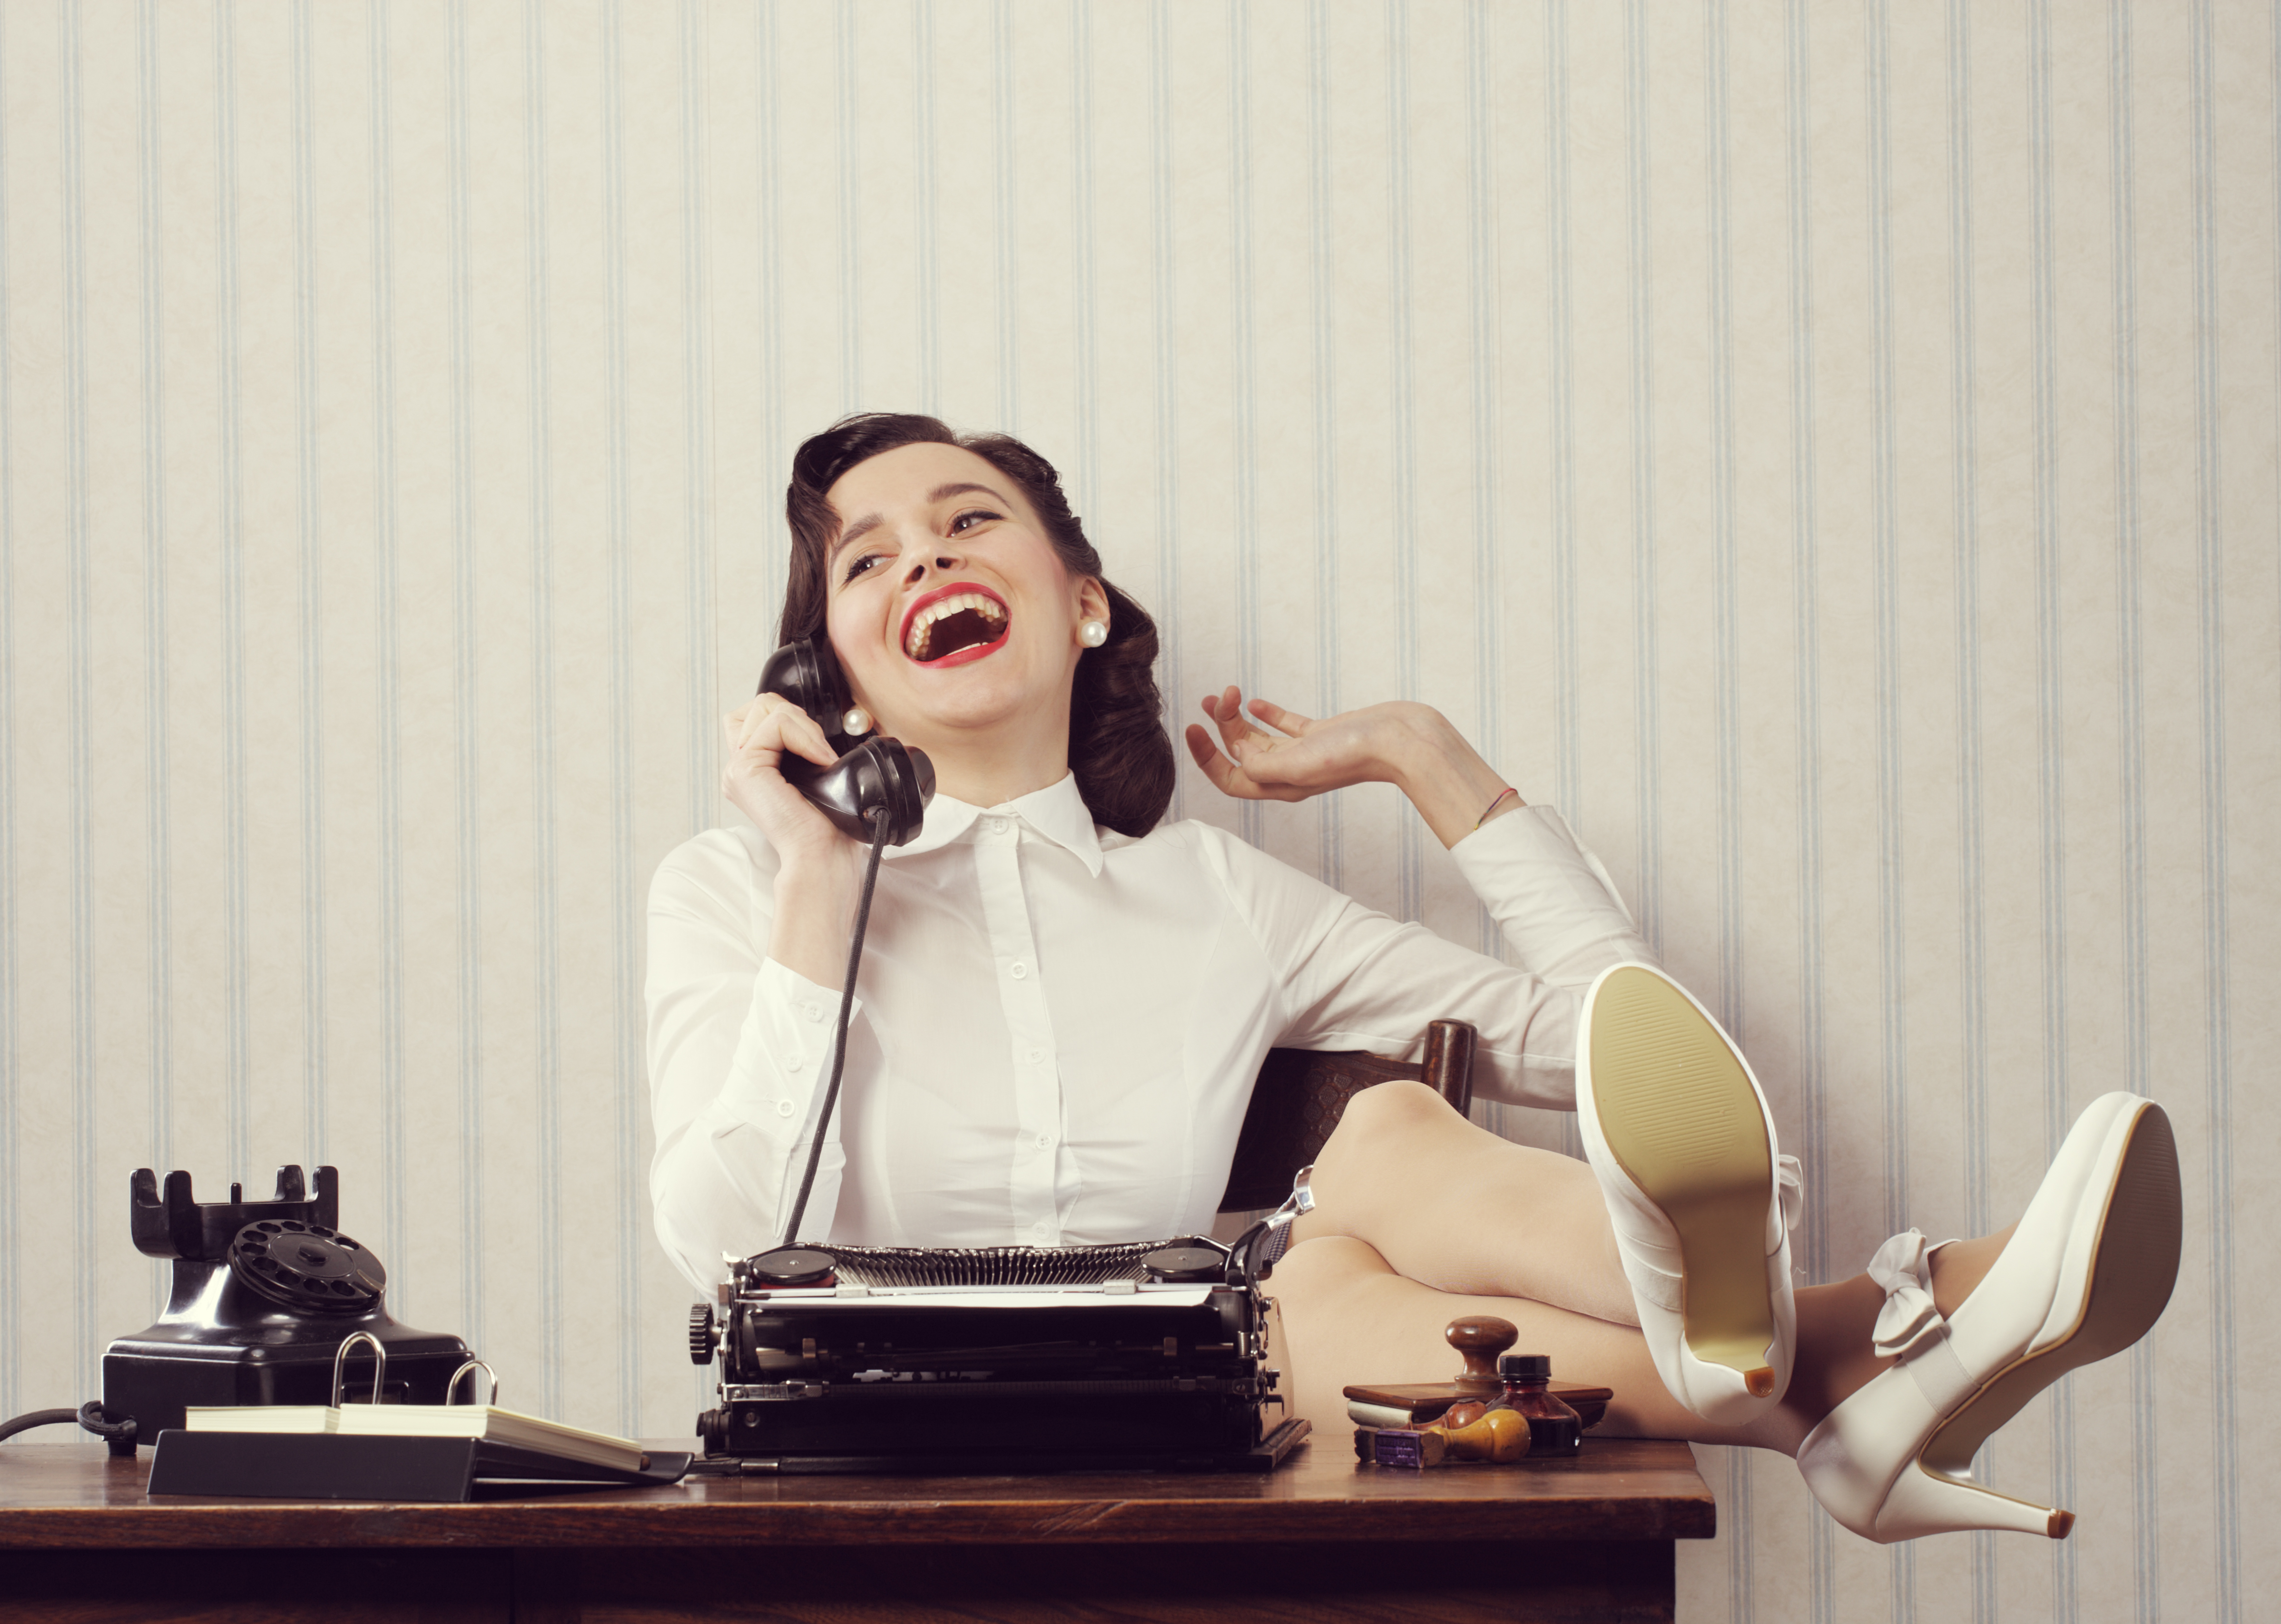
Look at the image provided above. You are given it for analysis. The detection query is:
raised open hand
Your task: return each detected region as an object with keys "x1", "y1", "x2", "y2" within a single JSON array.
[
  {"x1": 1182, "y1": 686, "x2": 1405, "y2": 804},
  {"x1": 1184, "y1": 686, "x2": 1523, "y2": 848}
]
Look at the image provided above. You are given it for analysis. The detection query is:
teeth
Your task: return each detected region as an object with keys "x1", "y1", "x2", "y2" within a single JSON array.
[{"x1": 904, "y1": 592, "x2": 1008, "y2": 660}]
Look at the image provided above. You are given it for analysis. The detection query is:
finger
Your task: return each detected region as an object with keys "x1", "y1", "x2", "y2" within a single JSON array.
[
  {"x1": 1184, "y1": 723, "x2": 1259, "y2": 800},
  {"x1": 1247, "y1": 697, "x2": 1314, "y2": 735},
  {"x1": 780, "y1": 709, "x2": 839, "y2": 769},
  {"x1": 1211, "y1": 685, "x2": 1268, "y2": 757}
]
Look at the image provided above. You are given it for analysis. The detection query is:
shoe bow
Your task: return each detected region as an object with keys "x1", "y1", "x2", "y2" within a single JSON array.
[{"x1": 1868, "y1": 1228, "x2": 1947, "y2": 1359}]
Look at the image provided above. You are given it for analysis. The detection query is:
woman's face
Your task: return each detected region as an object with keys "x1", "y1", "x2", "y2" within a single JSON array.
[{"x1": 821, "y1": 441, "x2": 1107, "y2": 758}]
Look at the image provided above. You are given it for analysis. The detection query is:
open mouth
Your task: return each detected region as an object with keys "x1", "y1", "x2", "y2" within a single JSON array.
[{"x1": 902, "y1": 587, "x2": 1010, "y2": 666}]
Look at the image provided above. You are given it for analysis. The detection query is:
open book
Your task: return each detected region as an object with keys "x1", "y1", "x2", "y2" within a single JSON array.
[{"x1": 183, "y1": 1403, "x2": 643, "y2": 1474}]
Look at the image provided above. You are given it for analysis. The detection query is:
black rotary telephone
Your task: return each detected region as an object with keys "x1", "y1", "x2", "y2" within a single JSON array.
[{"x1": 757, "y1": 635, "x2": 933, "y2": 846}]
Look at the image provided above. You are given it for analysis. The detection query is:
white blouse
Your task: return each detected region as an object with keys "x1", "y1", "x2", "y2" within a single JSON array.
[{"x1": 645, "y1": 775, "x2": 1649, "y2": 1293}]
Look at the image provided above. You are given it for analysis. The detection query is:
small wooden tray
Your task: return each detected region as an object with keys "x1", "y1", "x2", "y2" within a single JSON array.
[{"x1": 1342, "y1": 1381, "x2": 1614, "y2": 1432}]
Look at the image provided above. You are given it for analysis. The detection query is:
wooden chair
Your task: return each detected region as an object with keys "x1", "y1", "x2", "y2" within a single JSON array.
[{"x1": 1216, "y1": 1020, "x2": 1478, "y2": 1212}]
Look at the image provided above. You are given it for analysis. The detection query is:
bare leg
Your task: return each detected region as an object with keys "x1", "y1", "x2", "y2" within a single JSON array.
[
  {"x1": 1289, "y1": 1081, "x2": 1636, "y2": 1326},
  {"x1": 1275, "y1": 1083, "x2": 2019, "y2": 1456}
]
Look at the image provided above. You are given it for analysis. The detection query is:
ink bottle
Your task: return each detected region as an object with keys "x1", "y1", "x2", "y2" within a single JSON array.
[{"x1": 1485, "y1": 1353, "x2": 1582, "y2": 1458}]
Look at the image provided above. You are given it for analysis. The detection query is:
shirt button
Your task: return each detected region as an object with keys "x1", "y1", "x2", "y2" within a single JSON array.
[
  {"x1": 804, "y1": 1005, "x2": 825, "y2": 1023},
  {"x1": 1009, "y1": 961, "x2": 1028, "y2": 979},
  {"x1": 1031, "y1": 1221, "x2": 1050, "y2": 1238},
  {"x1": 787, "y1": 1056, "x2": 806, "y2": 1073},
  {"x1": 982, "y1": 815, "x2": 1006, "y2": 835},
  {"x1": 1028, "y1": 1048, "x2": 1043, "y2": 1063},
  {"x1": 775, "y1": 1099, "x2": 795, "y2": 1117},
  {"x1": 1035, "y1": 1133, "x2": 1052, "y2": 1149}
]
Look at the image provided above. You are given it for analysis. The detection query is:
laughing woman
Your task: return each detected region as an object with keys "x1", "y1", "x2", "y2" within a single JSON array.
[{"x1": 646, "y1": 413, "x2": 2179, "y2": 1544}]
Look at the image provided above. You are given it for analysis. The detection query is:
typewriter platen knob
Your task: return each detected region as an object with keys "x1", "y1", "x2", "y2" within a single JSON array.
[{"x1": 688, "y1": 1302, "x2": 716, "y2": 1366}]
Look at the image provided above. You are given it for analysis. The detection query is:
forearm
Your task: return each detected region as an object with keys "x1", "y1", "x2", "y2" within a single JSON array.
[
  {"x1": 767, "y1": 861, "x2": 863, "y2": 989},
  {"x1": 1378, "y1": 704, "x2": 1523, "y2": 849}
]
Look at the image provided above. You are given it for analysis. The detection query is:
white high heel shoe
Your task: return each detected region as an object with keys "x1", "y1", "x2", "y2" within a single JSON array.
[
  {"x1": 1576, "y1": 963, "x2": 1799, "y2": 1425},
  {"x1": 1796, "y1": 1092, "x2": 2182, "y2": 1543}
]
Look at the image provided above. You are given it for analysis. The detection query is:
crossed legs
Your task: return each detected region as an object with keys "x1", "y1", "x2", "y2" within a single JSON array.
[{"x1": 1271, "y1": 1081, "x2": 2012, "y2": 1457}]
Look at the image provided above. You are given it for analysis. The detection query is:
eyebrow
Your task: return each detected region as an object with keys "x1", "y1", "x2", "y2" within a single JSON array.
[{"x1": 830, "y1": 482, "x2": 1012, "y2": 566}]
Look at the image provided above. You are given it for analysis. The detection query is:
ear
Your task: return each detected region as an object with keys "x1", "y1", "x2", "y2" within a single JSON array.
[{"x1": 1075, "y1": 577, "x2": 1111, "y2": 627}]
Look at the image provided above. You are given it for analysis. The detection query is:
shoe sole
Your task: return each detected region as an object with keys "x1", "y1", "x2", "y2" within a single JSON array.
[
  {"x1": 1917, "y1": 1100, "x2": 2183, "y2": 1534},
  {"x1": 1588, "y1": 966, "x2": 1778, "y2": 1391}
]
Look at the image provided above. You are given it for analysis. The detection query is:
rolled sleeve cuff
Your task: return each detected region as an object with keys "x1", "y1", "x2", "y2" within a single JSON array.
[{"x1": 716, "y1": 959, "x2": 861, "y2": 1134}]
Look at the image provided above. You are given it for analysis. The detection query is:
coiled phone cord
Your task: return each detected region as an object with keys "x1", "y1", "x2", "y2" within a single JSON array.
[{"x1": 778, "y1": 802, "x2": 893, "y2": 1249}]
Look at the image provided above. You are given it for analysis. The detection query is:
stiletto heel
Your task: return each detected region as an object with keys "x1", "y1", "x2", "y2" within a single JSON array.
[
  {"x1": 1797, "y1": 1094, "x2": 2181, "y2": 1543},
  {"x1": 1576, "y1": 963, "x2": 1797, "y2": 1424}
]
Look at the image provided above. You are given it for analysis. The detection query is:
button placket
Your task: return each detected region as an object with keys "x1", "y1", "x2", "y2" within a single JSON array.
[{"x1": 969, "y1": 818, "x2": 1063, "y2": 1245}]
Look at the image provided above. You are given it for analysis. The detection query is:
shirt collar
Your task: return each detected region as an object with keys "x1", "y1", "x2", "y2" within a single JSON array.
[{"x1": 891, "y1": 771, "x2": 1105, "y2": 877}]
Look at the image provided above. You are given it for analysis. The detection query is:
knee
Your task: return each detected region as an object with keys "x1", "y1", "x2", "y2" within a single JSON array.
[{"x1": 1334, "y1": 1078, "x2": 1452, "y2": 1140}]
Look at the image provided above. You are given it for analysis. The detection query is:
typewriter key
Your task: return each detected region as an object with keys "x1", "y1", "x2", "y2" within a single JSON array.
[
  {"x1": 1142, "y1": 1245, "x2": 1225, "y2": 1284},
  {"x1": 747, "y1": 1246, "x2": 837, "y2": 1288}
]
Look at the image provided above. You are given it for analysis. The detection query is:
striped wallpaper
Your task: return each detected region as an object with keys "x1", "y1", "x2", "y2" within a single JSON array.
[{"x1": 1, "y1": 3, "x2": 2273, "y2": 1620}]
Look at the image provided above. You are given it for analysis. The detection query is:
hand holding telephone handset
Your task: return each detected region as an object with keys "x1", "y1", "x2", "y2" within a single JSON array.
[
  {"x1": 752, "y1": 633, "x2": 935, "y2": 1247},
  {"x1": 754, "y1": 635, "x2": 934, "y2": 846}
]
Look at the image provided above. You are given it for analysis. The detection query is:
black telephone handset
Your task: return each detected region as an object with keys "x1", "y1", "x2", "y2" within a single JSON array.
[{"x1": 757, "y1": 635, "x2": 934, "y2": 846}]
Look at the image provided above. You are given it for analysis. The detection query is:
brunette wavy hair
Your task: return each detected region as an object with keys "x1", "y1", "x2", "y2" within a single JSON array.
[{"x1": 778, "y1": 413, "x2": 1176, "y2": 838}]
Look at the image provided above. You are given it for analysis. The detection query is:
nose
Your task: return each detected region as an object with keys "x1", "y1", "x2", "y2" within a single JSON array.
[{"x1": 902, "y1": 549, "x2": 962, "y2": 586}]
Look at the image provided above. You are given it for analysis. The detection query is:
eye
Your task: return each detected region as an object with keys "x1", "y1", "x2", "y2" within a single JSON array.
[
  {"x1": 947, "y1": 509, "x2": 1002, "y2": 536},
  {"x1": 841, "y1": 549, "x2": 886, "y2": 583}
]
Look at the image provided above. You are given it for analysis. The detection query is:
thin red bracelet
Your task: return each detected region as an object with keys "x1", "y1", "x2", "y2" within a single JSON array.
[{"x1": 1474, "y1": 787, "x2": 1521, "y2": 829}]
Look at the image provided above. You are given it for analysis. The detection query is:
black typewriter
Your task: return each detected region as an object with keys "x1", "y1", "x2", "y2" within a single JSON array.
[{"x1": 688, "y1": 1228, "x2": 1309, "y2": 1475}]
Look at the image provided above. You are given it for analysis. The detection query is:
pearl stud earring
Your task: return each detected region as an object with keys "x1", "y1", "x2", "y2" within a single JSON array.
[
  {"x1": 840, "y1": 705, "x2": 873, "y2": 736},
  {"x1": 1079, "y1": 620, "x2": 1109, "y2": 648}
]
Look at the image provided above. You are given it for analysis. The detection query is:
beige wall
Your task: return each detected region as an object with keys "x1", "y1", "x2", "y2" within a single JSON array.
[{"x1": 2, "y1": 3, "x2": 2273, "y2": 1619}]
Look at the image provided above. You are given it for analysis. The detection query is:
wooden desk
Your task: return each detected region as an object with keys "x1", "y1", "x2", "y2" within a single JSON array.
[{"x1": 0, "y1": 1436, "x2": 1713, "y2": 1622}]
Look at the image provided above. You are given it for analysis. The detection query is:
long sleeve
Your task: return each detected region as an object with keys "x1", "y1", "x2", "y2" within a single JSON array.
[
  {"x1": 645, "y1": 829, "x2": 866, "y2": 1292},
  {"x1": 1194, "y1": 804, "x2": 1651, "y2": 1112}
]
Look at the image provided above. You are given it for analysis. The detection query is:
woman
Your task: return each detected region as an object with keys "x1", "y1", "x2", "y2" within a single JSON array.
[{"x1": 647, "y1": 413, "x2": 2179, "y2": 1544}]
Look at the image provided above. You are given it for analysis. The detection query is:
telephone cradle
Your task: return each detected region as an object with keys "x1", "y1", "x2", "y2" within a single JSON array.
[{"x1": 100, "y1": 1164, "x2": 472, "y2": 1455}]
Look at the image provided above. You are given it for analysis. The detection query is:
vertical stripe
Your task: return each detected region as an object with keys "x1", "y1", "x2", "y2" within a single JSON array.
[
  {"x1": 2187, "y1": 1, "x2": 2241, "y2": 1614},
  {"x1": 217, "y1": 0, "x2": 250, "y2": 1186},
  {"x1": 681, "y1": 0, "x2": 712, "y2": 841},
  {"x1": 2107, "y1": 3, "x2": 2160, "y2": 1618},
  {"x1": 1306, "y1": 0, "x2": 1340, "y2": 892},
  {"x1": 1703, "y1": 3, "x2": 1752, "y2": 1609},
  {"x1": 759, "y1": 0, "x2": 785, "y2": 607},
  {"x1": 523, "y1": 0, "x2": 562, "y2": 1426},
  {"x1": 445, "y1": 0, "x2": 485, "y2": 1360},
  {"x1": 1865, "y1": 0, "x2": 1908, "y2": 1285},
  {"x1": 1541, "y1": 0, "x2": 1574, "y2": 1184},
  {"x1": 366, "y1": 0, "x2": 406, "y2": 1292},
  {"x1": 1149, "y1": 2, "x2": 1180, "y2": 822},
  {"x1": 291, "y1": 0, "x2": 326, "y2": 1164},
  {"x1": 0, "y1": 0, "x2": 14, "y2": 1420},
  {"x1": 2025, "y1": 5, "x2": 2077, "y2": 1601},
  {"x1": 1784, "y1": 0, "x2": 1836, "y2": 1606},
  {"x1": 835, "y1": 0, "x2": 857, "y2": 411},
  {"x1": 601, "y1": 0, "x2": 641, "y2": 1436},
  {"x1": 1466, "y1": 0, "x2": 1501, "y2": 961},
  {"x1": 1545, "y1": 0, "x2": 1578, "y2": 832},
  {"x1": 1228, "y1": 0, "x2": 1259, "y2": 852},
  {"x1": 1707, "y1": 0, "x2": 1741, "y2": 1037},
  {"x1": 1622, "y1": 0, "x2": 1660, "y2": 955},
  {"x1": 1386, "y1": 0, "x2": 1420, "y2": 923},
  {"x1": 138, "y1": 0, "x2": 172, "y2": 1200},
  {"x1": 1070, "y1": 0, "x2": 1095, "y2": 508},
  {"x1": 912, "y1": 0, "x2": 935, "y2": 417},
  {"x1": 993, "y1": 0, "x2": 1016, "y2": 431},
  {"x1": 1944, "y1": 1, "x2": 1998, "y2": 1610},
  {"x1": 61, "y1": 0, "x2": 96, "y2": 1396}
]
